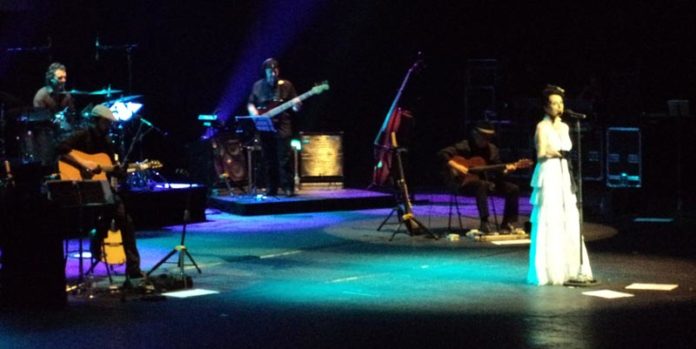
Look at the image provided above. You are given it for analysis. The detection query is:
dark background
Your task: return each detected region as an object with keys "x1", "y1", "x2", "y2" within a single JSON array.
[{"x1": 2, "y1": 1, "x2": 695, "y2": 211}]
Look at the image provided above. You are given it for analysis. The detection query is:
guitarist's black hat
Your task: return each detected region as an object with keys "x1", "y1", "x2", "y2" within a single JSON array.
[{"x1": 474, "y1": 120, "x2": 495, "y2": 137}]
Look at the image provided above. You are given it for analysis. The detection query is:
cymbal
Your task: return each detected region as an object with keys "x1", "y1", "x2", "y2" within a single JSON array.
[
  {"x1": 107, "y1": 95, "x2": 143, "y2": 104},
  {"x1": 90, "y1": 87, "x2": 123, "y2": 96},
  {"x1": 59, "y1": 89, "x2": 91, "y2": 95}
]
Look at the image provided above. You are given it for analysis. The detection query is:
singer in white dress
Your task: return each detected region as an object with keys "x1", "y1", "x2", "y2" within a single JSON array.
[{"x1": 527, "y1": 85, "x2": 592, "y2": 286}]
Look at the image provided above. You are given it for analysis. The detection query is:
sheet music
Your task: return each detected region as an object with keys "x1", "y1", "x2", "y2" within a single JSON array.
[{"x1": 235, "y1": 115, "x2": 276, "y2": 133}]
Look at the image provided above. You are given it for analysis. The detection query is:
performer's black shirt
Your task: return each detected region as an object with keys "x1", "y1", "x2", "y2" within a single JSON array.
[
  {"x1": 248, "y1": 79, "x2": 298, "y2": 138},
  {"x1": 437, "y1": 139, "x2": 500, "y2": 165},
  {"x1": 57, "y1": 127, "x2": 117, "y2": 164}
]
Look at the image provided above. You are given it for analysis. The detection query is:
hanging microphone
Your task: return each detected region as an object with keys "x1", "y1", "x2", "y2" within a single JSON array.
[
  {"x1": 564, "y1": 109, "x2": 587, "y2": 119},
  {"x1": 95, "y1": 36, "x2": 100, "y2": 61}
]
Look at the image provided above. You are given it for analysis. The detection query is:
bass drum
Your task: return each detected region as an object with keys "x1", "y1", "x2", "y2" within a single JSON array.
[
  {"x1": 16, "y1": 109, "x2": 58, "y2": 167},
  {"x1": 211, "y1": 132, "x2": 246, "y2": 182}
]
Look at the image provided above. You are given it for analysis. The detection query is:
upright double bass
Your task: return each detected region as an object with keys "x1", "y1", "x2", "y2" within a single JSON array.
[{"x1": 371, "y1": 57, "x2": 422, "y2": 187}]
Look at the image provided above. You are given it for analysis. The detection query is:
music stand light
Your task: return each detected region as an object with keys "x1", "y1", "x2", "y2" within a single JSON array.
[{"x1": 109, "y1": 101, "x2": 143, "y2": 121}]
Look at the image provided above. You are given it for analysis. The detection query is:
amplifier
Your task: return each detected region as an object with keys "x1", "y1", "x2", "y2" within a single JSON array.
[{"x1": 299, "y1": 132, "x2": 343, "y2": 184}]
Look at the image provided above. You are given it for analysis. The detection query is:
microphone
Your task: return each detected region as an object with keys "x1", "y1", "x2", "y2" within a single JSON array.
[
  {"x1": 140, "y1": 117, "x2": 153, "y2": 127},
  {"x1": 564, "y1": 109, "x2": 587, "y2": 119},
  {"x1": 95, "y1": 36, "x2": 100, "y2": 61},
  {"x1": 140, "y1": 117, "x2": 168, "y2": 135}
]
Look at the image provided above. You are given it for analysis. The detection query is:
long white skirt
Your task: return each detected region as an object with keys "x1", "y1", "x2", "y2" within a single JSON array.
[{"x1": 527, "y1": 158, "x2": 592, "y2": 285}]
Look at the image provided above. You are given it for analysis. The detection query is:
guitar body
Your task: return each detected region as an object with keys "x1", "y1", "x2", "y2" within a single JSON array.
[
  {"x1": 58, "y1": 150, "x2": 112, "y2": 180},
  {"x1": 372, "y1": 108, "x2": 408, "y2": 187},
  {"x1": 102, "y1": 220, "x2": 126, "y2": 265},
  {"x1": 59, "y1": 150, "x2": 163, "y2": 180},
  {"x1": 450, "y1": 155, "x2": 488, "y2": 186},
  {"x1": 450, "y1": 155, "x2": 533, "y2": 186}
]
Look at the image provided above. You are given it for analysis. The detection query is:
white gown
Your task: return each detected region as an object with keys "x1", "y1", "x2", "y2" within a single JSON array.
[{"x1": 527, "y1": 116, "x2": 592, "y2": 285}]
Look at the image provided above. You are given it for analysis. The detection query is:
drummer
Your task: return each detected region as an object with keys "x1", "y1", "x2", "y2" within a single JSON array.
[
  {"x1": 33, "y1": 62, "x2": 75, "y2": 114},
  {"x1": 23, "y1": 62, "x2": 76, "y2": 166}
]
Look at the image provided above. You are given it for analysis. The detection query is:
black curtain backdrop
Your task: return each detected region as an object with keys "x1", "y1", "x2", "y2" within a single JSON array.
[{"x1": 2, "y1": 1, "x2": 695, "y2": 197}]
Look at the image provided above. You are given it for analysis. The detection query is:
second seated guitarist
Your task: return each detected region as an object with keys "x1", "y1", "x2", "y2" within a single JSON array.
[
  {"x1": 247, "y1": 58, "x2": 302, "y2": 197},
  {"x1": 56, "y1": 104, "x2": 144, "y2": 280},
  {"x1": 437, "y1": 120, "x2": 525, "y2": 234}
]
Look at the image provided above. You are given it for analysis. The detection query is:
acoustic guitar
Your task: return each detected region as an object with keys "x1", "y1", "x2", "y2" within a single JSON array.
[
  {"x1": 58, "y1": 150, "x2": 163, "y2": 181},
  {"x1": 102, "y1": 219, "x2": 126, "y2": 265},
  {"x1": 450, "y1": 155, "x2": 533, "y2": 186}
]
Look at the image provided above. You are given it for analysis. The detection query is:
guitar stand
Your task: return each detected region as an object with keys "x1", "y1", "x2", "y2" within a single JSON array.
[
  {"x1": 85, "y1": 241, "x2": 115, "y2": 286},
  {"x1": 377, "y1": 195, "x2": 436, "y2": 241}
]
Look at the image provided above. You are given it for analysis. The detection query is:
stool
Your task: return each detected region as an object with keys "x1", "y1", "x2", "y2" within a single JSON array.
[{"x1": 447, "y1": 187, "x2": 500, "y2": 232}]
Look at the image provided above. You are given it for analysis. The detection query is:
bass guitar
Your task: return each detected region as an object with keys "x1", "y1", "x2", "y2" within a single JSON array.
[
  {"x1": 259, "y1": 81, "x2": 330, "y2": 118},
  {"x1": 59, "y1": 150, "x2": 163, "y2": 181},
  {"x1": 450, "y1": 155, "x2": 533, "y2": 186}
]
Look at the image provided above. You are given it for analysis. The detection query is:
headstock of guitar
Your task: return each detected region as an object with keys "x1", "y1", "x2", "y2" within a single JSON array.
[{"x1": 310, "y1": 81, "x2": 330, "y2": 95}]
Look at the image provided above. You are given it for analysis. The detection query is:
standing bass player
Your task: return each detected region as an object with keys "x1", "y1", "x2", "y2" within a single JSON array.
[{"x1": 247, "y1": 58, "x2": 302, "y2": 197}]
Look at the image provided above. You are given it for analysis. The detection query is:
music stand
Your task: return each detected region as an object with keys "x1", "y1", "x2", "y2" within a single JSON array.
[
  {"x1": 46, "y1": 180, "x2": 114, "y2": 289},
  {"x1": 235, "y1": 116, "x2": 275, "y2": 196},
  {"x1": 235, "y1": 115, "x2": 276, "y2": 133}
]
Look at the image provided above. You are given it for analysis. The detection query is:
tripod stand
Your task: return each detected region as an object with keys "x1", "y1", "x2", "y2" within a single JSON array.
[
  {"x1": 376, "y1": 133, "x2": 436, "y2": 241},
  {"x1": 147, "y1": 173, "x2": 201, "y2": 285}
]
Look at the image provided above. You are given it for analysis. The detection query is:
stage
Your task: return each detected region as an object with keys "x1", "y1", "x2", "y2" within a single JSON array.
[
  {"x1": 3, "y1": 191, "x2": 694, "y2": 348},
  {"x1": 208, "y1": 188, "x2": 395, "y2": 216}
]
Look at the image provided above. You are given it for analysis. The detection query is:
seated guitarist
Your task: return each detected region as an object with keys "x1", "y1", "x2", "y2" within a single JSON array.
[
  {"x1": 437, "y1": 120, "x2": 521, "y2": 234},
  {"x1": 56, "y1": 104, "x2": 144, "y2": 281},
  {"x1": 247, "y1": 58, "x2": 302, "y2": 197}
]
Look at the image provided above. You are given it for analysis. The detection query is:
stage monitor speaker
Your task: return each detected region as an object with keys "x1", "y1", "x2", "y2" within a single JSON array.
[
  {"x1": 570, "y1": 125, "x2": 604, "y2": 181},
  {"x1": 299, "y1": 132, "x2": 343, "y2": 184},
  {"x1": 606, "y1": 127, "x2": 641, "y2": 188}
]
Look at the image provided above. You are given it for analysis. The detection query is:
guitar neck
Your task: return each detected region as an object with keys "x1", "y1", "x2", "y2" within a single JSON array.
[
  {"x1": 468, "y1": 163, "x2": 509, "y2": 173},
  {"x1": 263, "y1": 90, "x2": 315, "y2": 118}
]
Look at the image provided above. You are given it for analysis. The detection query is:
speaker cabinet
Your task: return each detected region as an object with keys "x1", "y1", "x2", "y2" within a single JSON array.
[
  {"x1": 606, "y1": 127, "x2": 641, "y2": 188},
  {"x1": 299, "y1": 132, "x2": 343, "y2": 185}
]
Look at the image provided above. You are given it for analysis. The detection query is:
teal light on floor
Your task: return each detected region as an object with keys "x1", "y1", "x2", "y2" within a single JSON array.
[{"x1": 239, "y1": 253, "x2": 517, "y2": 312}]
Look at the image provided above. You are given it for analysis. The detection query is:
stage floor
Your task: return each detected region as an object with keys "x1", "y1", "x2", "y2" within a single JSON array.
[
  {"x1": 2, "y1": 192, "x2": 695, "y2": 348},
  {"x1": 208, "y1": 187, "x2": 395, "y2": 215}
]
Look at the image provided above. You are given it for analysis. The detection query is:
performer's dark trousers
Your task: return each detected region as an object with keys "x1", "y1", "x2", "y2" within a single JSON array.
[
  {"x1": 459, "y1": 179, "x2": 519, "y2": 224},
  {"x1": 262, "y1": 134, "x2": 293, "y2": 195}
]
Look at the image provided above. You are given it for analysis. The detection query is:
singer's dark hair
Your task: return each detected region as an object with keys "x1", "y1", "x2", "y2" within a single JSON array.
[
  {"x1": 541, "y1": 84, "x2": 565, "y2": 106},
  {"x1": 45, "y1": 62, "x2": 66, "y2": 86}
]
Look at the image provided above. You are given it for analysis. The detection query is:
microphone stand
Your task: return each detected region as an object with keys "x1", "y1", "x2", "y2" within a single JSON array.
[
  {"x1": 564, "y1": 117, "x2": 598, "y2": 287},
  {"x1": 147, "y1": 170, "x2": 201, "y2": 286},
  {"x1": 95, "y1": 38, "x2": 138, "y2": 93}
]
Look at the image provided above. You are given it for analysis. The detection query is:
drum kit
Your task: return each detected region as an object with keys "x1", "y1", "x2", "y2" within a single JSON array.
[{"x1": 0, "y1": 87, "x2": 144, "y2": 169}]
